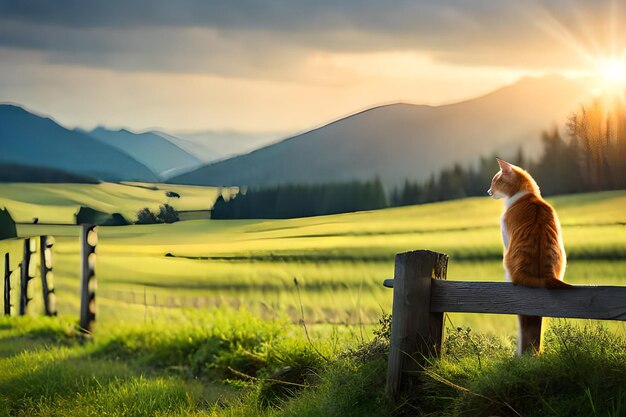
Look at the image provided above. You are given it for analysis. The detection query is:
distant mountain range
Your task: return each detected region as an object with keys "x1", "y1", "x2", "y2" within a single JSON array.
[
  {"x1": 171, "y1": 130, "x2": 284, "y2": 162},
  {"x1": 85, "y1": 127, "x2": 203, "y2": 178},
  {"x1": 0, "y1": 104, "x2": 159, "y2": 182},
  {"x1": 1, "y1": 75, "x2": 593, "y2": 187},
  {"x1": 0, "y1": 103, "x2": 286, "y2": 183},
  {"x1": 171, "y1": 75, "x2": 591, "y2": 188}
]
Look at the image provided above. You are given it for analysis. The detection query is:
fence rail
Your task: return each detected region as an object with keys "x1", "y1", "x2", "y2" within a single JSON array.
[
  {"x1": 384, "y1": 249, "x2": 626, "y2": 401},
  {"x1": 430, "y1": 281, "x2": 626, "y2": 320},
  {"x1": 386, "y1": 280, "x2": 626, "y2": 320}
]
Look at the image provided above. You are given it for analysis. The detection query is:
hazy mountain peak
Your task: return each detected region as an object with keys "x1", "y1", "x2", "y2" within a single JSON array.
[
  {"x1": 170, "y1": 75, "x2": 591, "y2": 188},
  {"x1": 86, "y1": 126, "x2": 202, "y2": 178}
]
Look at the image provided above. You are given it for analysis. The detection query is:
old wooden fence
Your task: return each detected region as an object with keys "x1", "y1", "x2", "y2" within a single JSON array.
[
  {"x1": 384, "y1": 250, "x2": 626, "y2": 400},
  {"x1": 2, "y1": 224, "x2": 97, "y2": 332},
  {"x1": 3, "y1": 236, "x2": 56, "y2": 318}
]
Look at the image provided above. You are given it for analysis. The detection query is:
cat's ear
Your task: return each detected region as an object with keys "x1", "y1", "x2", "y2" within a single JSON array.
[{"x1": 497, "y1": 158, "x2": 513, "y2": 173}]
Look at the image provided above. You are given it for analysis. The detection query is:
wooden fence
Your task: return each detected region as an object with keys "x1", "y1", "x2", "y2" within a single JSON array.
[
  {"x1": 5, "y1": 235, "x2": 626, "y2": 397},
  {"x1": 384, "y1": 250, "x2": 626, "y2": 400},
  {"x1": 1, "y1": 225, "x2": 97, "y2": 332}
]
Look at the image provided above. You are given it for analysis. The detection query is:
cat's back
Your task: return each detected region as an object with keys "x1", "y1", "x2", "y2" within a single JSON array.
[{"x1": 504, "y1": 193, "x2": 557, "y2": 232}]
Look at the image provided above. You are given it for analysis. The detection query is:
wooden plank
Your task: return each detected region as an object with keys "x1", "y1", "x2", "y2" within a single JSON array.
[
  {"x1": 386, "y1": 250, "x2": 448, "y2": 400},
  {"x1": 430, "y1": 281, "x2": 626, "y2": 320}
]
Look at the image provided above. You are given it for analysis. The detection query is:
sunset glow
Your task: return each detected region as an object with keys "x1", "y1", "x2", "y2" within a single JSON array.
[
  {"x1": 597, "y1": 56, "x2": 626, "y2": 89},
  {"x1": 0, "y1": 1, "x2": 624, "y2": 132}
]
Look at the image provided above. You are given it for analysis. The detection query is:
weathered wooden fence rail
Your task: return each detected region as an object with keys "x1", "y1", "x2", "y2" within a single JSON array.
[{"x1": 384, "y1": 249, "x2": 626, "y2": 400}]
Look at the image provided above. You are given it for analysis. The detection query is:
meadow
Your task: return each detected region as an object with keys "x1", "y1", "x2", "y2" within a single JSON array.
[
  {"x1": 2, "y1": 186, "x2": 626, "y2": 337},
  {"x1": 1, "y1": 185, "x2": 626, "y2": 416},
  {"x1": 0, "y1": 182, "x2": 233, "y2": 224}
]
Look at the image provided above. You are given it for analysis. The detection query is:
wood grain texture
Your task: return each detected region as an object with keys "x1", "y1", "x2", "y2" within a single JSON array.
[
  {"x1": 430, "y1": 281, "x2": 626, "y2": 320},
  {"x1": 386, "y1": 250, "x2": 448, "y2": 400}
]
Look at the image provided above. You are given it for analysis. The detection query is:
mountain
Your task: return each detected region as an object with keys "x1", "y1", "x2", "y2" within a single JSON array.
[
  {"x1": 170, "y1": 75, "x2": 591, "y2": 188},
  {"x1": 170, "y1": 130, "x2": 285, "y2": 162},
  {"x1": 86, "y1": 127, "x2": 203, "y2": 178},
  {"x1": 152, "y1": 131, "x2": 222, "y2": 163},
  {"x1": 0, "y1": 104, "x2": 158, "y2": 182}
]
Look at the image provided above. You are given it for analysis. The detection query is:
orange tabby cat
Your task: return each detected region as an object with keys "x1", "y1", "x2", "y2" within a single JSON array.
[{"x1": 488, "y1": 158, "x2": 571, "y2": 354}]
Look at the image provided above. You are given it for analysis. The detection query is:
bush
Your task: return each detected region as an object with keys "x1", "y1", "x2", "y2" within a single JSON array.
[
  {"x1": 157, "y1": 204, "x2": 179, "y2": 224},
  {"x1": 136, "y1": 207, "x2": 159, "y2": 224},
  {"x1": 135, "y1": 204, "x2": 179, "y2": 224}
]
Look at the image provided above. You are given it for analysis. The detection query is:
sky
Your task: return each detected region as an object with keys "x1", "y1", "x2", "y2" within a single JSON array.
[{"x1": 0, "y1": 0, "x2": 624, "y2": 133}]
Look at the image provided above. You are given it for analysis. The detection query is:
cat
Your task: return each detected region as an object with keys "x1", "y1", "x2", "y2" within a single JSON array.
[{"x1": 488, "y1": 158, "x2": 571, "y2": 355}]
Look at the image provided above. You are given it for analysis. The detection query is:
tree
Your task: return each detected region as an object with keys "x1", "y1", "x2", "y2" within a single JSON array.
[
  {"x1": 136, "y1": 207, "x2": 158, "y2": 224},
  {"x1": 157, "y1": 204, "x2": 180, "y2": 224}
]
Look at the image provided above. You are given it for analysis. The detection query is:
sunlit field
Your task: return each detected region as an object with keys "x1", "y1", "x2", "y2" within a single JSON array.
[
  {"x1": 3, "y1": 187, "x2": 625, "y2": 340},
  {"x1": 0, "y1": 182, "x2": 231, "y2": 224}
]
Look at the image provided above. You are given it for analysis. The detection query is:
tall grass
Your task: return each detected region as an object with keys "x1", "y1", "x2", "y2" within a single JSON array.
[{"x1": 2, "y1": 314, "x2": 624, "y2": 416}]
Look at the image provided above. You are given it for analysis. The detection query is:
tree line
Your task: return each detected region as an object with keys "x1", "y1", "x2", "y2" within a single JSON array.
[
  {"x1": 391, "y1": 98, "x2": 626, "y2": 205},
  {"x1": 212, "y1": 98, "x2": 626, "y2": 219},
  {"x1": 211, "y1": 179, "x2": 387, "y2": 219}
]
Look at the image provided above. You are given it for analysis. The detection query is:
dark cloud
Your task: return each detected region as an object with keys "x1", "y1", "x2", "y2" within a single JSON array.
[
  {"x1": 0, "y1": 0, "x2": 623, "y2": 77},
  {"x1": 0, "y1": 1, "x2": 504, "y2": 31}
]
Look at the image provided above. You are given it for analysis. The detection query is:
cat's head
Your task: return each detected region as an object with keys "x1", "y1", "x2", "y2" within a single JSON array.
[{"x1": 488, "y1": 158, "x2": 540, "y2": 199}]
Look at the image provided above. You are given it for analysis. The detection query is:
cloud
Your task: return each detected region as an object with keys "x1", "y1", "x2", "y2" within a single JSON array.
[
  {"x1": 1, "y1": 0, "x2": 624, "y2": 80},
  {"x1": 0, "y1": 46, "x2": 526, "y2": 132}
]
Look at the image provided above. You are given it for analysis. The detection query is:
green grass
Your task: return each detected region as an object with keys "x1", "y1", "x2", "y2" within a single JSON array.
[
  {"x1": 1, "y1": 315, "x2": 625, "y2": 416},
  {"x1": 0, "y1": 182, "x2": 233, "y2": 224},
  {"x1": 1, "y1": 188, "x2": 625, "y2": 414},
  {"x1": 3, "y1": 189, "x2": 625, "y2": 336},
  {"x1": 0, "y1": 312, "x2": 361, "y2": 417}
]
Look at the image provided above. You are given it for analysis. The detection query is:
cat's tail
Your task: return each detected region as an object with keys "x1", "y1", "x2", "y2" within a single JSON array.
[
  {"x1": 544, "y1": 278, "x2": 574, "y2": 289},
  {"x1": 513, "y1": 274, "x2": 574, "y2": 288}
]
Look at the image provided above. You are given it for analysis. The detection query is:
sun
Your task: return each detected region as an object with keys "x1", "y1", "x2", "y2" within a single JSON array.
[{"x1": 597, "y1": 56, "x2": 626, "y2": 89}]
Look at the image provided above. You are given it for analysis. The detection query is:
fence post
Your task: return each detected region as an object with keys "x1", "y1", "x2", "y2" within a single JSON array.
[
  {"x1": 3, "y1": 253, "x2": 10, "y2": 315},
  {"x1": 386, "y1": 250, "x2": 448, "y2": 400},
  {"x1": 39, "y1": 236, "x2": 56, "y2": 316},
  {"x1": 19, "y1": 238, "x2": 34, "y2": 315},
  {"x1": 79, "y1": 225, "x2": 97, "y2": 332}
]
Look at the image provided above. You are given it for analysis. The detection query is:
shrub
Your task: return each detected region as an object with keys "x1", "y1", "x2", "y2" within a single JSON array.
[
  {"x1": 135, "y1": 204, "x2": 179, "y2": 224},
  {"x1": 136, "y1": 207, "x2": 159, "y2": 224},
  {"x1": 157, "y1": 204, "x2": 179, "y2": 224}
]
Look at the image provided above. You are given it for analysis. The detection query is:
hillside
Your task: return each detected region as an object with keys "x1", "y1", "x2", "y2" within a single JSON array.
[
  {"x1": 6, "y1": 188, "x2": 625, "y2": 415},
  {"x1": 0, "y1": 182, "x2": 225, "y2": 224},
  {"x1": 0, "y1": 105, "x2": 158, "y2": 182},
  {"x1": 170, "y1": 130, "x2": 283, "y2": 162},
  {"x1": 86, "y1": 127, "x2": 203, "y2": 178},
  {"x1": 171, "y1": 75, "x2": 591, "y2": 187}
]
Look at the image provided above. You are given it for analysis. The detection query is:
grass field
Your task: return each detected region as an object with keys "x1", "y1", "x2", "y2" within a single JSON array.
[
  {"x1": 0, "y1": 182, "x2": 235, "y2": 224},
  {"x1": 2, "y1": 187, "x2": 625, "y2": 338},
  {"x1": 2, "y1": 186, "x2": 626, "y2": 416}
]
